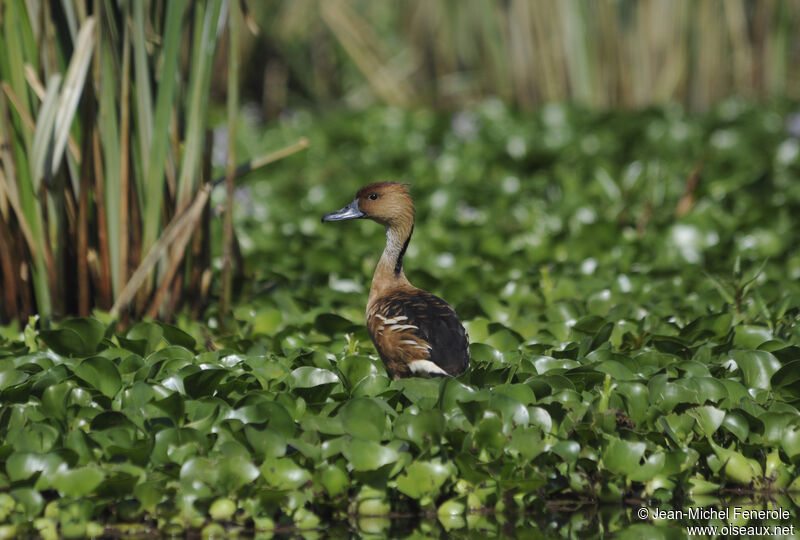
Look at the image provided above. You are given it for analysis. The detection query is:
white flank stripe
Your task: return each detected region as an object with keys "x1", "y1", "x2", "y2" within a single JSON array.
[
  {"x1": 390, "y1": 324, "x2": 418, "y2": 332},
  {"x1": 408, "y1": 360, "x2": 450, "y2": 376},
  {"x1": 374, "y1": 314, "x2": 409, "y2": 324}
]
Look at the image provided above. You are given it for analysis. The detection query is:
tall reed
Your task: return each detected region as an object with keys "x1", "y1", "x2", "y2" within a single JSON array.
[{"x1": 0, "y1": 1, "x2": 307, "y2": 325}]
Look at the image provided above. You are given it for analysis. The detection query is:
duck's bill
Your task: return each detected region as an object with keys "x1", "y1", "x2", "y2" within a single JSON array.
[{"x1": 321, "y1": 200, "x2": 365, "y2": 222}]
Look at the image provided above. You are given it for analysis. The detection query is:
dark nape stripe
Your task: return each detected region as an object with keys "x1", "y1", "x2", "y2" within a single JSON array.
[{"x1": 394, "y1": 225, "x2": 414, "y2": 275}]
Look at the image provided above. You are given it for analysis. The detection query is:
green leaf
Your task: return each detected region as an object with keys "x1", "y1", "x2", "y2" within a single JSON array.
[
  {"x1": 260, "y1": 457, "x2": 311, "y2": 489},
  {"x1": 603, "y1": 437, "x2": 646, "y2": 475},
  {"x1": 396, "y1": 460, "x2": 455, "y2": 499},
  {"x1": 52, "y1": 465, "x2": 106, "y2": 497},
  {"x1": 183, "y1": 368, "x2": 227, "y2": 398},
  {"x1": 120, "y1": 323, "x2": 164, "y2": 356},
  {"x1": 732, "y1": 349, "x2": 781, "y2": 390},
  {"x1": 75, "y1": 356, "x2": 122, "y2": 398},
  {"x1": 689, "y1": 406, "x2": 726, "y2": 437},
  {"x1": 315, "y1": 313, "x2": 357, "y2": 335},
  {"x1": 158, "y1": 323, "x2": 196, "y2": 349},
  {"x1": 342, "y1": 439, "x2": 401, "y2": 471},
  {"x1": 393, "y1": 409, "x2": 445, "y2": 449},
  {"x1": 6, "y1": 452, "x2": 64, "y2": 482},
  {"x1": 288, "y1": 366, "x2": 340, "y2": 388},
  {"x1": 316, "y1": 464, "x2": 348, "y2": 497},
  {"x1": 338, "y1": 397, "x2": 386, "y2": 441},
  {"x1": 38, "y1": 328, "x2": 88, "y2": 356}
]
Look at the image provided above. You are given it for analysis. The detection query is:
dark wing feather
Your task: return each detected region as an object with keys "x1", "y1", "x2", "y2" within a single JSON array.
[{"x1": 368, "y1": 288, "x2": 470, "y2": 378}]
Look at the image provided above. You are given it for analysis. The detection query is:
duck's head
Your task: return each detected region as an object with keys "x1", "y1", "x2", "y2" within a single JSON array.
[{"x1": 322, "y1": 182, "x2": 414, "y2": 228}]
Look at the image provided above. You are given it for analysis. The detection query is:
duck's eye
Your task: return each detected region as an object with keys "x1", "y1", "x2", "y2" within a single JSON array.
[{"x1": 368, "y1": 193, "x2": 379, "y2": 200}]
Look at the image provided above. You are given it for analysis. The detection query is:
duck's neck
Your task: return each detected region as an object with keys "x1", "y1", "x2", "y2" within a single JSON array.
[{"x1": 369, "y1": 222, "x2": 414, "y2": 300}]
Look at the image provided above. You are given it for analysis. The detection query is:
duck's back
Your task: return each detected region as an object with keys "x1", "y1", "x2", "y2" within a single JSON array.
[{"x1": 367, "y1": 287, "x2": 470, "y2": 378}]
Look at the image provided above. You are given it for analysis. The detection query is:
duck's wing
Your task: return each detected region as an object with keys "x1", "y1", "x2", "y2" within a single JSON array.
[{"x1": 367, "y1": 288, "x2": 470, "y2": 378}]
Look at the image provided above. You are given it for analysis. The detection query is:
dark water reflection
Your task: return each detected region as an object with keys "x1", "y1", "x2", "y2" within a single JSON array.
[{"x1": 258, "y1": 496, "x2": 800, "y2": 539}]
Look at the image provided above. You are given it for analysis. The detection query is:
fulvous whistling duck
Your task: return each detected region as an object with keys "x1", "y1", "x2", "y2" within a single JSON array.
[{"x1": 322, "y1": 182, "x2": 470, "y2": 379}]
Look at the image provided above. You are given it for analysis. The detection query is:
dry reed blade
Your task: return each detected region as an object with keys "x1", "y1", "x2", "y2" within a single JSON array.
[
  {"x1": 111, "y1": 183, "x2": 212, "y2": 317},
  {"x1": 220, "y1": 0, "x2": 241, "y2": 328},
  {"x1": 211, "y1": 137, "x2": 310, "y2": 186},
  {"x1": 48, "y1": 17, "x2": 95, "y2": 182},
  {"x1": 321, "y1": 0, "x2": 413, "y2": 106}
]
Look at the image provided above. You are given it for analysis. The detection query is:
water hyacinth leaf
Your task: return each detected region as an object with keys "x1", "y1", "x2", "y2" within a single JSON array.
[
  {"x1": 120, "y1": 323, "x2": 164, "y2": 356},
  {"x1": 734, "y1": 325, "x2": 773, "y2": 349},
  {"x1": 680, "y1": 313, "x2": 732, "y2": 341},
  {"x1": 602, "y1": 437, "x2": 646, "y2": 475},
  {"x1": 0, "y1": 369, "x2": 28, "y2": 390},
  {"x1": 710, "y1": 442, "x2": 763, "y2": 485},
  {"x1": 352, "y1": 374, "x2": 391, "y2": 397},
  {"x1": 180, "y1": 457, "x2": 218, "y2": 486},
  {"x1": 338, "y1": 397, "x2": 386, "y2": 441},
  {"x1": 48, "y1": 318, "x2": 107, "y2": 355},
  {"x1": 38, "y1": 328, "x2": 90, "y2": 356},
  {"x1": 183, "y1": 368, "x2": 228, "y2": 398},
  {"x1": 393, "y1": 409, "x2": 445, "y2": 449},
  {"x1": 218, "y1": 455, "x2": 261, "y2": 491},
  {"x1": 771, "y1": 360, "x2": 800, "y2": 397},
  {"x1": 40, "y1": 381, "x2": 77, "y2": 418},
  {"x1": 551, "y1": 440, "x2": 580, "y2": 464},
  {"x1": 528, "y1": 407, "x2": 553, "y2": 434},
  {"x1": 731, "y1": 350, "x2": 781, "y2": 390},
  {"x1": 288, "y1": 366, "x2": 340, "y2": 388},
  {"x1": 90, "y1": 411, "x2": 138, "y2": 432},
  {"x1": 473, "y1": 413, "x2": 506, "y2": 455},
  {"x1": 689, "y1": 406, "x2": 726, "y2": 437},
  {"x1": 9, "y1": 488, "x2": 44, "y2": 519},
  {"x1": 157, "y1": 323, "x2": 196, "y2": 349},
  {"x1": 337, "y1": 355, "x2": 379, "y2": 387},
  {"x1": 394, "y1": 378, "x2": 441, "y2": 405},
  {"x1": 533, "y1": 356, "x2": 580, "y2": 374},
  {"x1": 315, "y1": 313, "x2": 357, "y2": 335},
  {"x1": 245, "y1": 426, "x2": 286, "y2": 458},
  {"x1": 395, "y1": 460, "x2": 455, "y2": 499},
  {"x1": 469, "y1": 343, "x2": 503, "y2": 365},
  {"x1": 75, "y1": 356, "x2": 121, "y2": 398},
  {"x1": 782, "y1": 426, "x2": 800, "y2": 459},
  {"x1": 594, "y1": 360, "x2": 636, "y2": 380},
  {"x1": 488, "y1": 393, "x2": 529, "y2": 428},
  {"x1": 316, "y1": 464, "x2": 348, "y2": 497},
  {"x1": 508, "y1": 427, "x2": 544, "y2": 459},
  {"x1": 572, "y1": 315, "x2": 607, "y2": 335},
  {"x1": 150, "y1": 392, "x2": 185, "y2": 423},
  {"x1": 629, "y1": 453, "x2": 666, "y2": 483},
  {"x1": 343, "y1": 439, "x2": 400, "y2": 471},
  {"x1": 721, "y1": 412, "x2": 750, "y2": 441},
  {"x1": 485, "y1": 328, "x2": 521, "y2": 351},
  {"x1": 261, "y1": 457, "x2": 311, "y2": 489},
  {"x1": 5, "y1": 452, "x2": 64, "y2": 482},
  {"x1": 51, "y1": 465, "x2": 105, "y2": 497},
  {"x1": 615, "y1": 382, "x2": 649, "y2": 419},
  {"x1": 761, "y1": 412, "x2": 797, "y2": 443},
  {"x1": 439, "y1": 378, "x2": 483, "y2": 413}
]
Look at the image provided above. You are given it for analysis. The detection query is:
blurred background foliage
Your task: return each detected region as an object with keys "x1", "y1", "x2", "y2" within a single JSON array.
[
  {"x1": 240, "y1": 0, "x2": 800, "y2": 114},
  {"x1": 1, "y1": 0, "x2": 799, "y2": 325}
]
